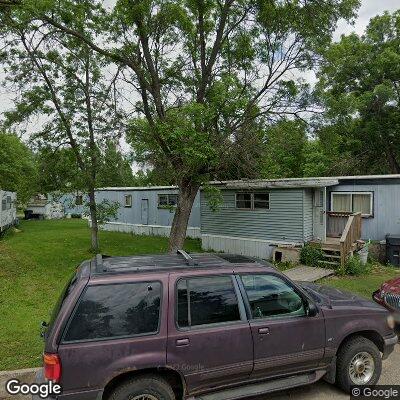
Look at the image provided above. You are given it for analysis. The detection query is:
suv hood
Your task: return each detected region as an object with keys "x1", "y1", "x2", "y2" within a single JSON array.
[
  {"x1": 381, "y1": 276, "x2": 400, "y2": 294},
  {"x1": 298, "y1": 281, "x2": 385, "y2": 310}
]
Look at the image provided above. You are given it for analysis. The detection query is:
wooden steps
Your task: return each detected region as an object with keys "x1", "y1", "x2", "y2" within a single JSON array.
[
  {"x1": 320, "y1": 248, "x2": 341, "y2": 268},
  {"x1": 310, "y1": 212, "x2": 363, "y2": 268}
]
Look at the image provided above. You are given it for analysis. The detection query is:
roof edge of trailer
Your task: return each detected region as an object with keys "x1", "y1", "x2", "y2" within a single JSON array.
[
  {"x1": 208, "y1": 174, "x2": 400, "y2": 189},
  {"x1": 96, "y1": 185, "x2": 178, "y2": 191},
  {"x1": 95, "y1": 174, "x2": 400, "y2": 192}
]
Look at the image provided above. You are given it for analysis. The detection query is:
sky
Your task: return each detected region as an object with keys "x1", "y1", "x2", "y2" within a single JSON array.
[
  {"x1": 335, "y1": 0, "x2": 399, "y2": 39},
  {"x1": 0, "y1": 0, "x2": 399, "y2": 125}
]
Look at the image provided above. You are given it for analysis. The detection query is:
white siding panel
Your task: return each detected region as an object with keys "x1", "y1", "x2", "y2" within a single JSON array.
[
  {"x1": 201, "y1": 234, "x2": 302, "y2": 260},
  {"x1": 98, "y1": 221, "x2": 201, "y2": 239}
]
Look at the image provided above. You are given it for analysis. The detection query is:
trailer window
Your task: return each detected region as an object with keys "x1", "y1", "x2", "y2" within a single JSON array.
[
  {"x1": 331, "y1": 192, "x2": 373, "y2": 217},
  {"x1": 124, "y1": 194, "x2": 132, "y2": 207},
  {"x1": 236, "y1": 193, "x2": 269, "y2": 210},
  {"x1": 158, "y1": 194, "x2": 178, "y2": 207}
]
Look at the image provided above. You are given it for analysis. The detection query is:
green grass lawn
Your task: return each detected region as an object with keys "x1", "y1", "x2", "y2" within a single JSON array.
[
  {"x1": 320, "y1": 265, "x2": 399, "y2": 298},
  {"x1": 1, "y1": 219, "x2": 399, "y2": 372},
  {"x1": 0, "y1": 219, "x2": 201, "y2": 371}
]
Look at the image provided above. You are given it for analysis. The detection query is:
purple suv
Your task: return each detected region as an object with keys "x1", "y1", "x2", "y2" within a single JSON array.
[{"x1": 35, "y1": 251, "x2": 398, "y2": 400}]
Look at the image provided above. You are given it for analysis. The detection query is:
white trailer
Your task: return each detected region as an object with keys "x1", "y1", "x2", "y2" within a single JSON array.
[
  {"x1": 25, "y1": 194, "x2": 64, "y2": 220},
  {"x1": 0, "y1": 190, "x2": 17, "y2": 232}
]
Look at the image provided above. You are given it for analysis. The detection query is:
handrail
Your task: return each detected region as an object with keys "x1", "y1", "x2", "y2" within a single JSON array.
[{"x1": 339, "y1": 212, "x2": 362, "y2": 267}]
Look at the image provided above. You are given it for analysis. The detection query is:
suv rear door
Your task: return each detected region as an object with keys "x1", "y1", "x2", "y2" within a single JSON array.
[
  {"x1": 237, "y1": 273, "x2": 326, "y2": 379},
  {"x1": 167, "y1": 272, "x2": 253, "y2": 395}
]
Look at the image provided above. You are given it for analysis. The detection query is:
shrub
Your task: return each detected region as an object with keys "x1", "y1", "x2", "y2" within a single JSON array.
[
  {"x1": 342, "y1": 255, "x2": 372, "y2": 276},
  {"x1": 274, "y1": 260, "x2": 297, "y2": 271},
  {"x1": 300, "y1": 244, "x2": 323, "y2": 267},
  {"x1": 70, "y1": 213, "x2": 82, "y2": 219}
]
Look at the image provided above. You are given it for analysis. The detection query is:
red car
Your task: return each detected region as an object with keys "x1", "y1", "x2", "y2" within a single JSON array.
[{"x1": 373, "y1": 276, "x2": 400, "y2": 329}]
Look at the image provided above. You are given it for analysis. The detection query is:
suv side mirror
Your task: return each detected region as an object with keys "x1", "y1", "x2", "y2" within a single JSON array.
[{"x1": 306, "y1": 302, "x2": 318, "y2": 317}]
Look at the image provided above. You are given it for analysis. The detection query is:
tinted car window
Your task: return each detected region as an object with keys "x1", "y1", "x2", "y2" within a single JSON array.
[
  {"x1": 177, "y1": 280, "x2": 189, "y2": 327},
  {"x1": 177, "y1": 276, "x2": 240, "y2": 328},
  {"x1": 64, "y1": 282, "x2": 161, "y2": 342},
  {"x1": 49, "y1": 273, "x2": 79, "y2": 330},
  {"x1": 241, "y1": 275, "x2": 305, "y2": 319}
]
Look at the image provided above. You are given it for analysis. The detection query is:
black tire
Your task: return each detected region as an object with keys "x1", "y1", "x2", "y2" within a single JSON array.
[
  {"x1": 336, "y1": 336, "x2": 382, "y2": 393},
  {"x1": 109, "y1": 375, "x2": 175, "y2": 400}
]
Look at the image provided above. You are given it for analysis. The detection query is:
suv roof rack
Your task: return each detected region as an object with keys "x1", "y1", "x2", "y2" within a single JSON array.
[
  {"x1": 177, "y1": 249, "x2": 198, "y2": 266},
  {"x1": 88, "y1": 253, "x2": 269, "y2": 276}
]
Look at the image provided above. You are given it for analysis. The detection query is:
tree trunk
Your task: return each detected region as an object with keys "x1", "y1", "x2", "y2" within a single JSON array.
[
  {"x1": 88, "y1": 187, "x2": 99, "y2": 252},
  {"x1": 168, "y1": 182, "x2": 200, "y2": 253}
]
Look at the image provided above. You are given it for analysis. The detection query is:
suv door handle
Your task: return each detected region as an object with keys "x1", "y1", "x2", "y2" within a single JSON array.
[
  {"x1": 258, "y1": 327, "x2": 270, "y2": 335},
  {"x1": 176, "y1": 338, "x2": 190, "y2": 346}
]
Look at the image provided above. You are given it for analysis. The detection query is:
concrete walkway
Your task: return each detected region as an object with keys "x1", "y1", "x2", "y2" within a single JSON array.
[
  {"x1": 0, "y1": 367, "x2": 39, "y2": 400},
  {"x1": 283, "y1": 265, "x2": 335, "y2": 282}
]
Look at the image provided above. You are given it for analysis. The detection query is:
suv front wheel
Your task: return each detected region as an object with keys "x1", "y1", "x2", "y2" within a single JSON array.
[
  {"x1": 109, "y1": 375, "x2": 175, "y2": 400},
  {"x1": 336, "y1": 336, "x2": 382, "y2": 393}
]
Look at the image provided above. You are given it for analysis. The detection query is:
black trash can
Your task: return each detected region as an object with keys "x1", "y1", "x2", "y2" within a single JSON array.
[{"x1": 386, "y1": 234, "x2": 400, "y2": 267}]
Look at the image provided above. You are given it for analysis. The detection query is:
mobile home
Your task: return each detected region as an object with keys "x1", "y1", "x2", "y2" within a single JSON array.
[
  {"x1": 25, "y1": 192, "x2": 87, "y2": 219},
  {"x1": 200, "y1": 175, "x2": 400, "y2": 262},
  {"x1": 0, "y1": 190, "x2": 17, "y2": 232},
  {"x1": 95, "y1": 186, "x2": 201, "y2": 239}
]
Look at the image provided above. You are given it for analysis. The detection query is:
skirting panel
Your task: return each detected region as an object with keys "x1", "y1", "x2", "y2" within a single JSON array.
[
  {"x1": 201, "y1": 234, "x2": 300, "y2": 260},
  {"x1": 98, "y1": 221, "x2": 201, "y2": 239}
]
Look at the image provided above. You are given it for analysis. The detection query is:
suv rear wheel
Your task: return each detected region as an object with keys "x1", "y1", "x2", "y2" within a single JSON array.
[
  {"x1": 109, "y1": 375, "x2": 175, "y2": 400},
  {"x1": 336, "y1": 336, "x2": 382, "y2": 393}
]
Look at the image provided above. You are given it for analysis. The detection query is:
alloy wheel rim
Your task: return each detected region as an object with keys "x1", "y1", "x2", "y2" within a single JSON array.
[
  {"x1": 349, "y1": 351, "x2": 375, "y2": 385},
  {"x1": 130, "y1": 395, "x2": 159, "y2": 400}
]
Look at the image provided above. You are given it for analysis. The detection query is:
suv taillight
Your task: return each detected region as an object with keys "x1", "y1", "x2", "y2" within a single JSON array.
[{"x1": 44, "y1": 353, "x2": 61, "y2": 382}]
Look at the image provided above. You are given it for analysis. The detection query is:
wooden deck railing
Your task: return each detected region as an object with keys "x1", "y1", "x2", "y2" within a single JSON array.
[
  {"x1": 327, "y1": 211, "x2": 353, "y2": 237},
  {"x1": 339, "y1": 212, "x2": 362, "y2": 266}
]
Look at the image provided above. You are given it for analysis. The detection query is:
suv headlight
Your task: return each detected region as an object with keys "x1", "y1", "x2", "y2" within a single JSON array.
[{"x1": 387, "y1": 314, "x2": 396, "y2": 330}]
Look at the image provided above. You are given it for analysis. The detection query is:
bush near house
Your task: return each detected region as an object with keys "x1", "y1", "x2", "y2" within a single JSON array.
[
  {"x1": 338, "y1": 255, "x2": 372, "y2": 276},
  {"x1": 300, "y1": 243, "x2": 324, "y2": 267}
]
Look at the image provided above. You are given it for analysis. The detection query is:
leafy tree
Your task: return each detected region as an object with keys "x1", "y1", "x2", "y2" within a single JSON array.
[
  {"x1": 36, "y1": 142, "x2": 135, "y2": 193},
  {"x1": 0, "y1": 132, "x2": 38, "y2": 202},
  {"x1": 97, "y1": 141, "x2": 135, "y2": 188},
  {"x1": 130, "y1": 169, "x2": 174, "y2": 187},
  {"x1": 260, "y1": 120, "x2": 307, "y2": 179},
  {"x1": 2, "y1": 0, "x2": 359, "y2": 251},
  {"x1": 316, "y1": 10, "x2": 400, "y2": 174},
  {"x1": 302, "y1": 139, "x2": 332, "y2": 177},
  {"x1": 36, "y1": 147, "x2": 85, "y2": 194},
  {"x1": 0, "y1": 19, "x2": 124, "y2": 251}
]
